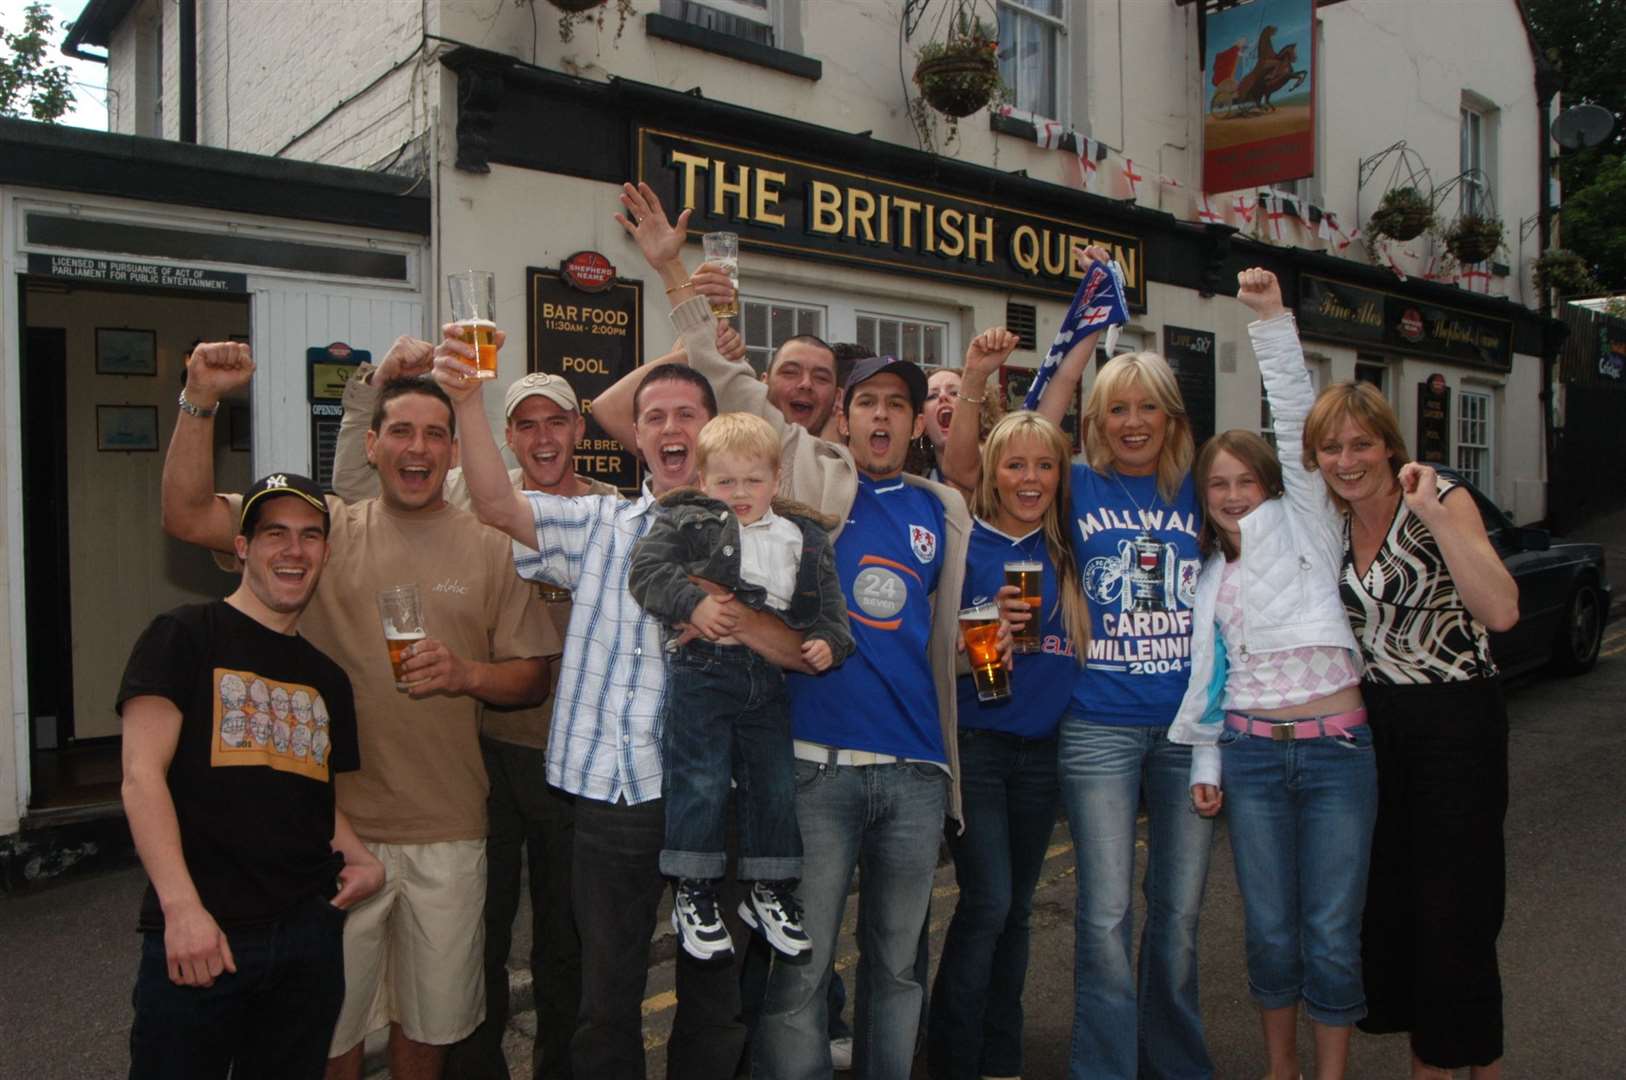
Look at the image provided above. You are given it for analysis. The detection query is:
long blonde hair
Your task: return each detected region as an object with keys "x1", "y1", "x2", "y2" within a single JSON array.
[
  {"x1": 1082, "y1": 352, "x2": 1194, "y2": 503},
  {"x1": 973, "y1": 411, "x2": 1091, "y2": 662}
]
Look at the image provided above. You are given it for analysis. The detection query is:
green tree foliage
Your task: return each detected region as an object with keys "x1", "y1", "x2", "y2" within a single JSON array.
[
  {"x1": 1525, "y1": 0, "x2": 1626, "y2": 290},
  {"x1": 1, "y1": 2, "x2": 72, "y2": 122}
]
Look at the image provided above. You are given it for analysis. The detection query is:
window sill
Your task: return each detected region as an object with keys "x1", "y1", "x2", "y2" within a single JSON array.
[{"x1": 644, "y1": 14, "x2": 821, "y2": 81}]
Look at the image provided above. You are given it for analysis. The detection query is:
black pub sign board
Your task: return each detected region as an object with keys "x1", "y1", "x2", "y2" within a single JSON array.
[
  {"x1": 526, "y1": 267, "x2": 645, "y2": 493},
  {"x1": 637, "y1": 128, "x2": 1147, "y2": 308},
  {"x1": 1164, "y1": 325, "x2": 1217, "y2": 448},
  {"x1": 1297, "y1": 274, "x2": 1512, "y2": 372}
]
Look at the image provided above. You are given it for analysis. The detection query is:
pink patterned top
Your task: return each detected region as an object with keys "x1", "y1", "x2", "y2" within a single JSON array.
[{"x1": 1214, "y1": 558, "x2": 1360, "y2": 710}]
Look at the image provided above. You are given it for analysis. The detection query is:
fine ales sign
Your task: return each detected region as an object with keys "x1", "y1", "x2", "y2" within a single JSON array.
[
  {"x1": 1295, "y1": 275, "x2": 1513, "y2": 371},
  {"x1": 636, "y1": 128, "x2": 1146, "y2": 306},
  {"x1": 526, "y1": 261, "x2": 644, "y2": 493}
]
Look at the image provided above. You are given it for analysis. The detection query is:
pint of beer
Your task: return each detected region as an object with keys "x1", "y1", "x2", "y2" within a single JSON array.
[
  {"x1": 959, "y1": 602, "x2": 1011, "y2": 703},
  {"x1": 378, "y1": 584, "x2": 427, "y2": 692},
  {"x1": 448, "y1": 270, "x2": 499, "y2": 379},
  {"x1": 1004, "y1": 560, "x2": 1044, "y2": 654},
  {"x1": 701, "y1": 232, "x2": 740, "y2": 318}
]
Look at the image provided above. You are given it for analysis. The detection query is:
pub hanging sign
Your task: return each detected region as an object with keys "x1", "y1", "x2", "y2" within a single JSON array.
[
  {"x1": 1296, "y1": 274, "x2": 1512, "y2": 372},
  {"x1": 636, "y1": 128, "x2": 1146, "y2": 307}
]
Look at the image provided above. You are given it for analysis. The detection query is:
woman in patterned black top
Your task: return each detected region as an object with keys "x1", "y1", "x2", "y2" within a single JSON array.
[{"x1": 1301, "y1": 381, "x2": 1518, "y2": 1080}]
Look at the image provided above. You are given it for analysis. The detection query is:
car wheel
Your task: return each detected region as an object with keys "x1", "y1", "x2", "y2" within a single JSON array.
[{"x1": 1549, "y1": 581, "x2": 1603, "y2": 676}]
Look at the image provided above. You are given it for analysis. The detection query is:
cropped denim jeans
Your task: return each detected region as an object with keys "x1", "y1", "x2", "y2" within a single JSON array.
[
  {"x1": 1218, "y1": 720, "x2": 1378, "y2": 1025},
  {"x1": 1058, "y1": 715, "x2": 1215, "y2": 1080}
]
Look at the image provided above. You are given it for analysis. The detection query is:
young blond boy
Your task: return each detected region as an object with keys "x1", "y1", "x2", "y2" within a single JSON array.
[{"x1": 629, "y1": 412, "x2": 853, "y2": 962}]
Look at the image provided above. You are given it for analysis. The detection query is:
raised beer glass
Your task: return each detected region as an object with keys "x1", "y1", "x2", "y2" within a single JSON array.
[
  {"x1": 959, "y1": 602, "x2": 1011, "y2": 703},
  {"x1": 701, "y1": 232, "x2": 740, "y2": 318},
  {"x1": 448, "y1": 270, "x2": 499, "y2": 379},
  {"x1": 1004, "y1": 559, "x2": 1043, "y2": 654},
  {"x1": 377, "y1": 584, "x2": 427, "y2": 692}
]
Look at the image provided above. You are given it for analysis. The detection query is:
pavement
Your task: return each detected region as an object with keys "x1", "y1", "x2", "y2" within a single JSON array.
[{"x1": 4, "y1": 581, "x2": 1624, "y2": 1078}]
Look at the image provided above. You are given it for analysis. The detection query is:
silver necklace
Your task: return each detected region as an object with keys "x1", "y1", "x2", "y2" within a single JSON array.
[{"x1": 1110, "y1": 469, "x2": 1160, "y2": 540}]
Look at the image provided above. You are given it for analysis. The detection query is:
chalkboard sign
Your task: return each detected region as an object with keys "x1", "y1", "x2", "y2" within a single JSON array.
[
  {"x1": 1164, "y1": 325, "x2": 1217, "y2": 448},
  {"x1": 1415, "y1": 376, "x2": 1451, "y2": 465}
]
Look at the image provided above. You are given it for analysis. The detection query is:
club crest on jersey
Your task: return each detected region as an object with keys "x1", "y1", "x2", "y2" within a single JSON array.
[{"x1": 909, "y1": 524, "x2": 937, "y2": 564}]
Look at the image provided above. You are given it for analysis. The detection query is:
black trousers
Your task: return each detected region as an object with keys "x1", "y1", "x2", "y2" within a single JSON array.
[
  {"x1": 446, "y1": 737, "x2": 582, "y2": 1080},
  {"x1": 571, "y1": 795, "x2": 746, "y2": 1080},
  {"x1": 1358, "y1": 677, "x2": 1508, "y2": 1068}
]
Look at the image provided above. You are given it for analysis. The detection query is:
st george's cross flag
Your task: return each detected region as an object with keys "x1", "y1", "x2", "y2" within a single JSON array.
[{"x1": 1023, "y1": 259, "x2": 1130, "y2": 411}]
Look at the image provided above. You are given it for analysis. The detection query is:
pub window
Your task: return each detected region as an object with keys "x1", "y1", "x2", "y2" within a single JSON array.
[
  {"x1": 741, "y1": 296, "x2": 825, "y2": 374},
  {"x1": 997, "y1": 0, "x2": 1067, "y2": 123},
  {"x1": 1459, "y1": 95, "x2": 1498, "y2": 219},
  {"x1": 1457, "y1": 390, "x2": 1492, "y2": 490},
  {"x1": 662, "y1": 0, "x2": 776, "y2": 46},
  {"x1": 1354, "y1": 356, "x2": 1390, "y2": 400},
  {"x1": 855, "y1": 313, "x2": 949, "y2": 367}
]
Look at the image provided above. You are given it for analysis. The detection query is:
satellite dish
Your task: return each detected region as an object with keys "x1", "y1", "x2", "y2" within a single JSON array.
[{"x1": 1554, "y1": 103, "x2": 1615, "y2": 150}]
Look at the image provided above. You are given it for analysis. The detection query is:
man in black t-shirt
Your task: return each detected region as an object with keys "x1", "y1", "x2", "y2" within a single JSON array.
[{"x1": 120, "y1": 473, "x2": 384, "y2": 1080}]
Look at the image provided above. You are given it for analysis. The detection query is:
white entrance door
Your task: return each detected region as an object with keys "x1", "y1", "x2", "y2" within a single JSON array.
[{"x1": 247, "y1": 279, "x2": 426, "y2": 472}]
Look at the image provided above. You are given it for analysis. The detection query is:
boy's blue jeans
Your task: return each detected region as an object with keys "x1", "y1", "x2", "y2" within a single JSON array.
[{"x1": 660, "y1": 640, "x2": 802, "y2": 883}]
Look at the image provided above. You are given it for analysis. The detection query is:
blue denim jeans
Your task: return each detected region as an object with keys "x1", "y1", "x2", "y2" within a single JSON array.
[
  {"x1": 1218, "y1": 721, "x2": 1378, "y2": 1025},
  {"x1": 128, "y1": 893, "x2": 347, "y2": 1080},
  {"x1": 752, "y1": 758, "x2": 949, "y2": 1080},
  {"x1": 1058, "y1": 715, "x2": 1215, "y2": 1080},
  {"x1": 926, "y1": 730, "x2": 1059, "y2": 1080},
  {"x1": 660, "y1": 642, "x2": 800, "y2": 883}
]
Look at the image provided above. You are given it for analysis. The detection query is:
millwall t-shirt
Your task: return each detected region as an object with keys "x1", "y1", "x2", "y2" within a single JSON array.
[
  {"x1": 787, "y1": 474, "x2": 946, "y2": 761},
  {"x1": 1067, "y1": 466, "x2": 1201, "y2": 725}
]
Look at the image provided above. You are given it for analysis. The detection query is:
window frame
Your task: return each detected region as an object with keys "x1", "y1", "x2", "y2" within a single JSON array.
[
  {"x1": 739, "y1": 293, "x2": 828, "y2": 376},
  {"x1": 1456, "y1": 388, "x2": 1493, "y2": 492},
  {"x1": 854, "y1": 310, "x2": 952, "y2": 369},
  {"x1": 995, "y1": 0, "x2": 1069, "y2": 127}
]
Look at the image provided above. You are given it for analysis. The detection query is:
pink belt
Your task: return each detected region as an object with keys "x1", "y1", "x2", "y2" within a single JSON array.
[{"x1": 1224, "y1": 707, "x2": 1367, "y2": 742}]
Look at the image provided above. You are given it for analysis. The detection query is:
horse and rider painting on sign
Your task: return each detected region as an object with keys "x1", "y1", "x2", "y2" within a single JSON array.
[{"x1": 1202, "y1": 0, "x2": 1316, "y2": 193}]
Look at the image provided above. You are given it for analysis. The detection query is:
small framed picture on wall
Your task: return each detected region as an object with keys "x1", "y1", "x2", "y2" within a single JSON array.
[
  {"x1": 999, "y1": 367, "x2": 1084, "y2": 454},
  {"x1": 95, "y1": 328, "x2": 158, "y2": 376},
  {"x1": 96, "y1": 405, "x2": 160, "y2": 452}
]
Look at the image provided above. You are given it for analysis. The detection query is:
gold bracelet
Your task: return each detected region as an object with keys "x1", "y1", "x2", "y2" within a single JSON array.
[
  {"x1": 959, "y1": 391, "x2": 985, "y2": 406},
  {"x1": 664, "y1": 279, "x2": 696, "y2": 295}
]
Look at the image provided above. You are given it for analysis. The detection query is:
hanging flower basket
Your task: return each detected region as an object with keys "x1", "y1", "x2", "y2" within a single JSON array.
[
  {"x1": 1368, "y1": 186, "x2": 1435, "y2": 242},
  {"x1": 1444, "y1": 213, "x2": 1504, "y2": 264},
  {"x1": 1533, "y1": 248, "x2": 1599, "y2": 296},
  {"x1": 547, "y1": 0, "x2": 634, "y2": 42},
  {"x1": 546, "y1": 0, "x2": 604, "y2": 12},
  {"x1": 913, "y1": 19, "x2": 1002, "y2": 119}
]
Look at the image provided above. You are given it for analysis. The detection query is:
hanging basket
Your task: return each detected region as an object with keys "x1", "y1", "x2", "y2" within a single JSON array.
[
  {"x1": 914, "y1": 49, "x2": 1001, "y2": 117},
  {"x1": 1445, "y1": 214, "x2": 1504, "y2": 264},
  {"x1": 546, "y1": 0, "x2": 604, "y2": 12},
  {"x1": 1368, "y1": 186, "x2": 1435, "y2": 242},
  {"x1": 1533, "y1": 248, "x2": 1598, "y2": 296}
]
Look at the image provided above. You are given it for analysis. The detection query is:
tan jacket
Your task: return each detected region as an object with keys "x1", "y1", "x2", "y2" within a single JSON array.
[{"x1": 671, "y1": 297, "x2": 969, "y2": 821}]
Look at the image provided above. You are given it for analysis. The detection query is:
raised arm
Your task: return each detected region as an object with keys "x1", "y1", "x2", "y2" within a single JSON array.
[
  {"x1": 331, "y1": 336, "x2": 434, "y2": 503},
  {"x1": 1036, "y1": 329, "x2": 1102, "y2": 429},
  {"x1": 432, "y1": 327, "x2": 535, "y2": 546},
  {"x1": 161, "y1": 343, "x2": 253, "y2": 554},
  {"x1": 121, "y1": 695, "x2": 236, "y2": 987},
  {"x1": 942, "y1": 327, "x2": 1019, "y2": 492},
  {"x1": 1400, "y1": 464, "x2": 1520, "y2": 632},
  {"x1": 1237, "y1": 268, "x2": 1331, "y2": 524},
  {"x1": 592, "y1": 322, "x2": 744, "y2": 453}
]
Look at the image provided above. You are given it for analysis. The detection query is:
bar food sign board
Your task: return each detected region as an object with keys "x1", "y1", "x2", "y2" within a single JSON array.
[{"x1": 1202, "y1": 0, "x2": 1316, "y2": 193}]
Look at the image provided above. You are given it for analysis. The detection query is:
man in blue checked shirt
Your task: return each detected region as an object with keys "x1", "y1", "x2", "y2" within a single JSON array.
[{"x1": 430, "y1": 319, "x2": 811, "y2": 1080}]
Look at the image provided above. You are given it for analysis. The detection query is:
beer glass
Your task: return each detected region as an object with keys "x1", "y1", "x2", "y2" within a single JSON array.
[
  {"x1": 378, "y1": 584, "x2": 426, "y2": 691},
  {"x1": 1004, "y1": 559, "x2": 1044, "y2": 654},
  {"x1": 959, "y1": 602, "x2": 1011, "y2": 703},
  {"x1": 448, "y1": 270, "x2": 499, "y2": 379},
  {"x1": 701, "y1": 232, "x2": 740, "y2": 318}
]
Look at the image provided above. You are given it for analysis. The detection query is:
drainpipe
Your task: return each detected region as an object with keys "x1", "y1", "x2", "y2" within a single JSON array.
[
  {"x1": 1533, "y1": 46, "x2": 1562, "y2": 522},
  {"x1": 179, "y1": 0, "x2": 197, "y2": 143}
]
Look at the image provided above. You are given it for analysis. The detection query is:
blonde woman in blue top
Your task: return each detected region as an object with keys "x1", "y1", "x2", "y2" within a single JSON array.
[{"x1": 926, "y1": 402, "x2": 1091, "y2": 1080}]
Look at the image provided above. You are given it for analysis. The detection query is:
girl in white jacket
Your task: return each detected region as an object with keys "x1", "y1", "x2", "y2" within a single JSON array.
[{"x1": 1169, "y1": 269, "x2": 1376, "y2": 1080}]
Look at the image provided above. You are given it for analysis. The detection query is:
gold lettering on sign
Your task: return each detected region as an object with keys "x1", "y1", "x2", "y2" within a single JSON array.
[
  {"x1": 893, "y1": 197, "x2": 921, "y2": 248},
  {"x1": 670, "y1": 151, "x2": 709, "y2": 211},
  {"x1": 937, "y1": 209, "x2": 966, "y2": 258},
  {"x1": 712, "y1": 160, "x2": 750, "y2": 219},
  {"x1": 809, "y1": 181, "x2": 843, "y2": 235},
  {"x1": 965, "y1": 214, "x2": 994, "y2": 263},
  {"x1": 754, "y1": 168, "x2": 786, "y2": 226},
  {"x1": 847, "y1": 188, "x2": 878, "y2": 242}
]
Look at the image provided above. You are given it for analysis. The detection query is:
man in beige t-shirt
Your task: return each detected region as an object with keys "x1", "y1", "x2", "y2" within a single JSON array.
[
  {"x1": 161, "y1": 342, "x2": 558, "y2": 1080},
  {"x1": 331, "y1": 341, "x2": 615, "y2": 1080}
]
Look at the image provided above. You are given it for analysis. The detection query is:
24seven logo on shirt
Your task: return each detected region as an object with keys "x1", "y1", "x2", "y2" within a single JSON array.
[{"x1": 909, "y1": 525, "x2": 937, "y2": 565}]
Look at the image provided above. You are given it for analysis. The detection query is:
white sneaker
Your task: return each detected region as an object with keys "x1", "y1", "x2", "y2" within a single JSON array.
[
  {"x1": 738, "y1": 880, "x2": 813, "y2": 961},
  {"x1": 671, "y1": 879, "x2": 734, "y2": 961},
  {"x1": 829, "y1": 1036, "x2": 853, "y2": 1070}
]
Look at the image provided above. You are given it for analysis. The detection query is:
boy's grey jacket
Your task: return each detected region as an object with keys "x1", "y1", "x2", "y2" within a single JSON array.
[{"x1": 628, "y1": 488, "x2": 856, "y2": 665}]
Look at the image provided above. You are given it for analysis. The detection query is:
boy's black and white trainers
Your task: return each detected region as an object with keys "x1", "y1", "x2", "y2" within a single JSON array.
[
  {"x1": 739, "y1": 880, "x2": 813, "y2": 962},
  {"x1": 671, "y1": 879, "x2": 734, "y2": 961}
]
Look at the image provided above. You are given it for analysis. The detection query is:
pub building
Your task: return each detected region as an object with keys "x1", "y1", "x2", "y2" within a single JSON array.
[{"x1": 0, "y1": 1, "x2": 1563, "y2": 851}]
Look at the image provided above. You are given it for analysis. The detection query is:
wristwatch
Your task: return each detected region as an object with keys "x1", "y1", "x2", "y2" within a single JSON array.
[{"x1": 177, "y1": 389, "x2": 219, "y2": 419}]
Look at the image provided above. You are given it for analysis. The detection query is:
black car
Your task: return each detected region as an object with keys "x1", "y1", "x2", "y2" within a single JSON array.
[{"x1": 1444, "y1": 470, "x2": 1613, "y2": 677}]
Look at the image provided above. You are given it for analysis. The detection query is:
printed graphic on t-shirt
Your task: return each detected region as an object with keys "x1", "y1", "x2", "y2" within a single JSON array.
[
  {"x1": 908, "y1": 524, "x2": 937, "y2": 564},
  {"x1": 1076, "y1": 506, "x2": 1201, "y2": 676},
  {"x1": 211, "y1": 667, "x2": 333, "y2": 781},
  {"x1": 851, "y1": 555, "x2": 917, "y2": 630}
]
